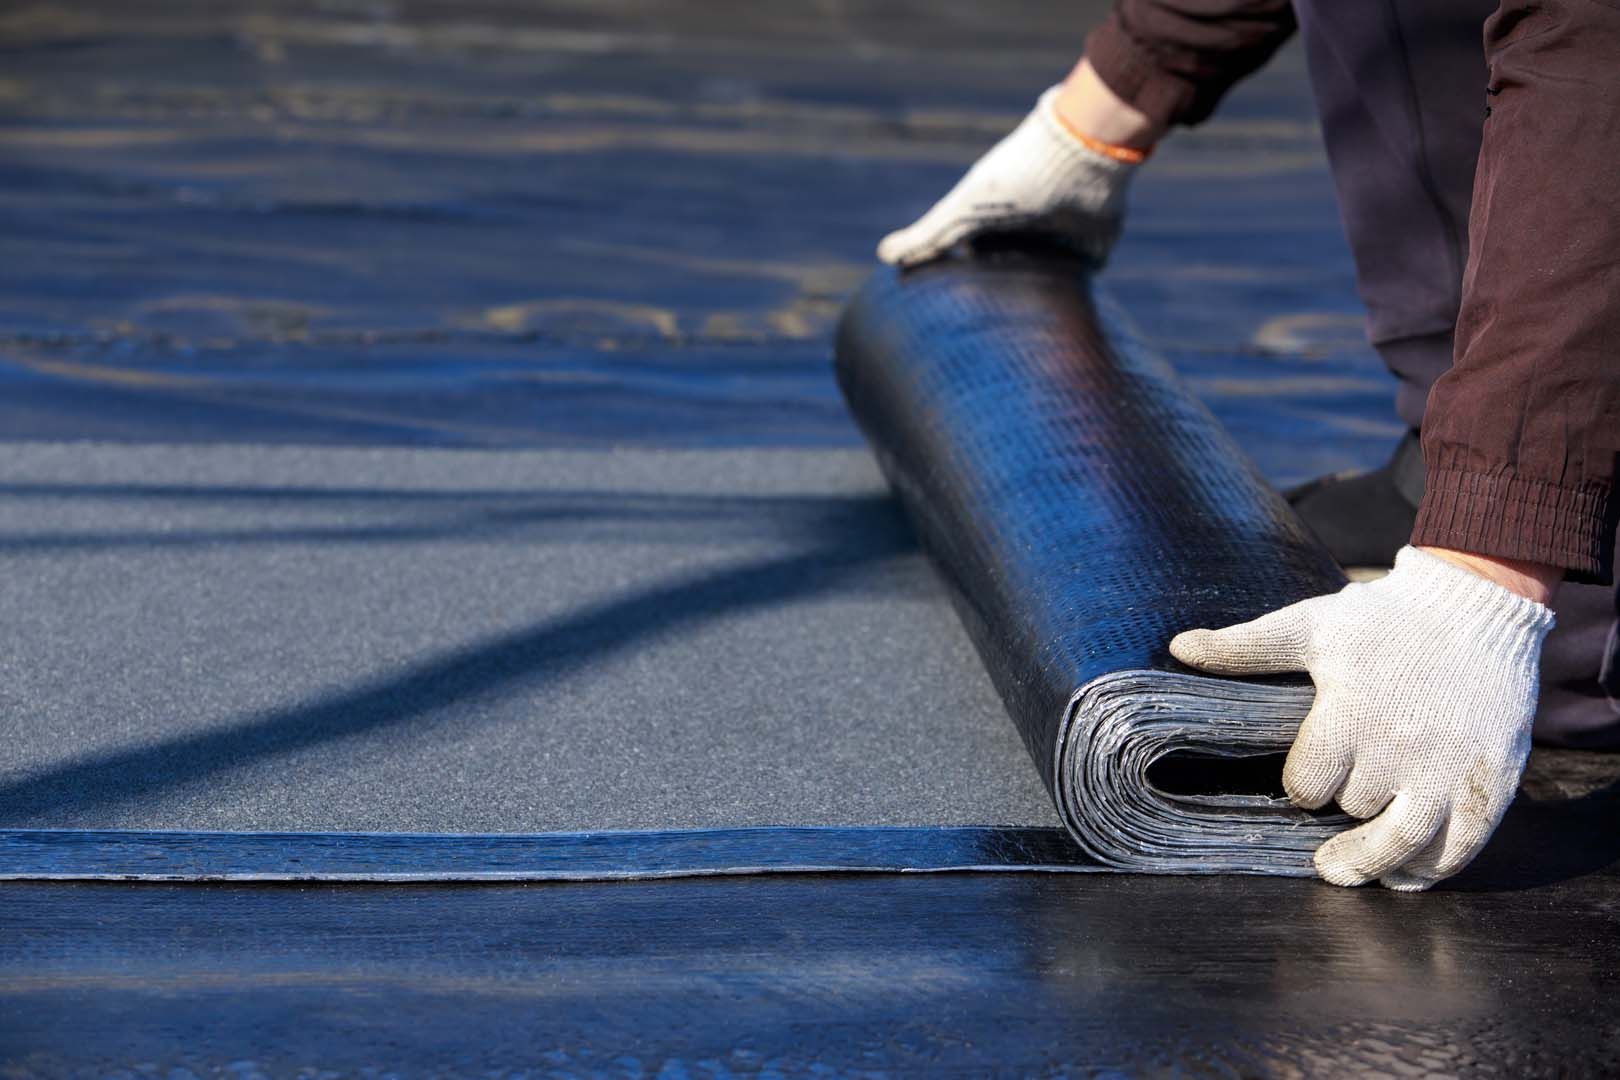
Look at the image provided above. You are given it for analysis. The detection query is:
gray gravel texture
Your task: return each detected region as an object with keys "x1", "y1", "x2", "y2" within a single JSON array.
[{"x1": 0, "y1": 442, "x2": 1058, "y2": 831}]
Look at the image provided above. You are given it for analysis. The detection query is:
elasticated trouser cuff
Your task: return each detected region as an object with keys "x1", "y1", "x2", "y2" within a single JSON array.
[{"x1": 1412, "y1": 466, "x2": 1616, "y2": 586}]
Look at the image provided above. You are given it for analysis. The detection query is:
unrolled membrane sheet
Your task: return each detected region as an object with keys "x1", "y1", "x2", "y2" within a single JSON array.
[{"x1": 835, "y1": 253, "x2": 1353, "y2": 875}]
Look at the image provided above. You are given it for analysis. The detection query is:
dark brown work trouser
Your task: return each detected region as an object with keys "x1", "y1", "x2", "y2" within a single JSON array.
[{"x1": 1294, "y1": 0, "x2": 1619, "y2": 746}]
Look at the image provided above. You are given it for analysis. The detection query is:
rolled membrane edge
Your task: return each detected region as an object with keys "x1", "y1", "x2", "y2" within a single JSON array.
[{"x1": 1060, "y1": 671, "x2": 1348, "y2": 874}]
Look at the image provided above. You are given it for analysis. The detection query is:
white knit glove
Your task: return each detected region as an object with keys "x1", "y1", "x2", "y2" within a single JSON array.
[
  {"x1": 877, "y1": 86, "x2": 1138, "y2": 268},
  {"x1": 1170, "y1": 546, "x2": 1555, "y2": 891}
]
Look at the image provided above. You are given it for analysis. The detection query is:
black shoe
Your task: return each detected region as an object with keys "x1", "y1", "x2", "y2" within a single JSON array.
[{"x1": 1285, "y1": 430, "x2": 1424, "y2": 570}]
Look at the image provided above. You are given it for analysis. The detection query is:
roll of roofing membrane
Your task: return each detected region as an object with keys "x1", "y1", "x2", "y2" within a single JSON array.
[{"x1": 835, "y1": 252, "x2": 1353, "y2": 875}]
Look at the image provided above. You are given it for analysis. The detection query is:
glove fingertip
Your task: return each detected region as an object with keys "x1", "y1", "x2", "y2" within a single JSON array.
[
  {"x1": 1281, "y1": 780, "x2": 1334, "y2": 812},
  {"x1": 875, "y1": 230, "x2": 912, "y2": 266},
  {"x1": 1167, "y1": 628, "x2": 1214, "y2": 667},
  {"x1": 880, "y1": 231, "x2": 946, "y2": 269},
  {"x1": 1312, "y1": 839, "x2": 1372, "y2": 888},
  {"x1": 1168, "y1": 627, "x2": 1273, "y2": 675},
  {"x1": 1314, "y1": 794, "x2": 1446, "y2": 888},
  {"x1": 1379, "y1": 870, "x2": 1437, "y2": 893},
  {"x1": 1316, "y1": 862, "x2": 1370, "y2": 889},
  {"x1": 1281, "y1": 730, "x2": 1348, "y2": 811}
]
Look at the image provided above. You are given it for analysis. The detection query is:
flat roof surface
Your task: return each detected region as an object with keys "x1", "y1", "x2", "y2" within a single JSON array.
[{"x1": 3, "y1": 1, "x2": 1617, "y2": 1075}]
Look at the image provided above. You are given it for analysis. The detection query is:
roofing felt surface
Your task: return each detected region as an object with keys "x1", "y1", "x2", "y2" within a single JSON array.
[{"x1": 0, "y1": 443, "x2": 1056, "y2": 831}]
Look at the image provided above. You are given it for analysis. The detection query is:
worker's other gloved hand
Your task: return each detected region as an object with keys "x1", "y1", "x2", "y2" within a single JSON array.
[
  {"x1": 877, "y1": 85, "x2": 1138, "y2": 269},
  {"x1": 1170, "y1": 546, "x2": 1555, "y2": 891}
]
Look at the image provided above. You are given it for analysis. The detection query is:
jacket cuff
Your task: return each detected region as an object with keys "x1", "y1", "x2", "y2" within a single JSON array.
[
  {"x1": 1411, "y1": 467, "x2": 1616, "y2": 586},
  {"x1": 1083, "y1": 18, "x2": 1210, "y2": 131}
]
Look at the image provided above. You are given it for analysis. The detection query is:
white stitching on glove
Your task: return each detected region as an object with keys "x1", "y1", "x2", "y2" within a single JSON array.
[
  {"x1": 1169, "y1": 546, "x2": 1555, "y2": 891},
  {"x1": 876, "y1": 86, "x2": 1137, "y2": 269}
]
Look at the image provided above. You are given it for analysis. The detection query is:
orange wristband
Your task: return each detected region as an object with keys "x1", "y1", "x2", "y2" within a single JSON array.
[{"x1": 1051, "y1": 108, "x2": 1151, "y2": 164}]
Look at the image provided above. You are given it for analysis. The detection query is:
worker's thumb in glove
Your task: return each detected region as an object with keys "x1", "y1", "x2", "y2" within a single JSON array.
[
  {"x1": 1170, "y1": 547, "x2": 1555, "y2": 891},
  {"x1": 1168, "y1": 596, "x2": 1329, "y2": 675},
  {"x1": 877, "y1": 86, "x2": 1137, "y2": 269}
]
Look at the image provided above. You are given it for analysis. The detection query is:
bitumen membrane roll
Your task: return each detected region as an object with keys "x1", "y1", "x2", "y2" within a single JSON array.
[{"x1": 836, "y1": 251, "x2": 1354, "y2": 875}]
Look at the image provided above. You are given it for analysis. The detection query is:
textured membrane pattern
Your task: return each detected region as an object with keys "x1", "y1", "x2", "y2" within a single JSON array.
[{"x1": 836, "y1": 254, "x2": 1352, "y2": 873}]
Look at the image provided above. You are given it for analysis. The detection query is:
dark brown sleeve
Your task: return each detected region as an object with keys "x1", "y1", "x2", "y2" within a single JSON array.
[
  {"x1": 1083, "y1": 0, "x2": 1297, "y2": 128},
  {"x1": 1412, "y1": 0, "x2": 1620, "y2": 585}
]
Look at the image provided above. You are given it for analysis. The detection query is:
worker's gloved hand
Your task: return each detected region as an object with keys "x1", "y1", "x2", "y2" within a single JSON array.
[
  {"x1": 877, "y1": 85, "x2": 1138, "y2": 269},
  {"x1": 1170, "y1": 546, "x2": 1555, "y2": 891}
]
